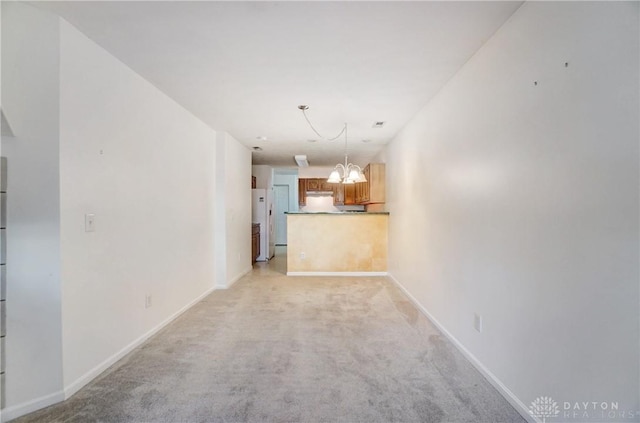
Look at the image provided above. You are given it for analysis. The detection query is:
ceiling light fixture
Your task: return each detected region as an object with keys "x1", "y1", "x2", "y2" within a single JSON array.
[
  {"x1": 297, "y1": 105, "x2": 366, "y2": 184},
  {"x1": 294, "y1": 155, "x2": 309, "y2": 167}
]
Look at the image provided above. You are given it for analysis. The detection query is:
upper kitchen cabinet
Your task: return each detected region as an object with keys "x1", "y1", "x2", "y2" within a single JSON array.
[
  {"x1": 299, "y1": 166, "x2": 385, "y2": 207},
  {"x1": 305, "y1": 178, "x2": 320, "y2": 191},
  {"x1": 357, "y1": 163, "x2": 385, "y2": 204},
  {"x1": 334, "y1": 183, "x2": 356, "y2": 206},
  {"x1": 298, "y1": 178, "x2": 306, "y2": 207},
  {"x1": 344, "y1": 183, "x2": 356, "y2": 205},
  {"x1": 319, "y1": 180, "x2": 334, "y2": 192},
  {"x1": 303, "y1": 178, "x2": 333, "y2": 192}
]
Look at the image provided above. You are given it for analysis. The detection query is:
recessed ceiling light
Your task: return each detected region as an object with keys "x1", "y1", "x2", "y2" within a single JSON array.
[
  {"x1": 256, "y1": 136, "x2": 268, "y2": 141},
  {"x1": 252, "y1": 146, "x2": 263, "y2": 151},
  {"x1": 362, "y1": 139, "x2": 372, "y2": 143},
  {"x1": 372, "y1": 121, "x2": 385, "y2": 128}
]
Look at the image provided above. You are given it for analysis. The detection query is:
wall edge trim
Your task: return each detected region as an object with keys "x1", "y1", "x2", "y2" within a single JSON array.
[
  {"x1": 1, "y1": 390, "x2": 65, "y2": 422},
  {"x1": 216, "y1": 266, "x2": 252, "y2": 290},
  {"x1": 61, "y1": 284, "x2": 217, "y2": 401},
  {"x1": 386, "y1": 273, "x2": 538, "y2": 423}
]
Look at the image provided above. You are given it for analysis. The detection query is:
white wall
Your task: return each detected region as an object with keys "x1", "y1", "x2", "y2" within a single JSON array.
[
  {"x1": 1, "y1": 1, "x2": 64, "y2": 415},
  {"x1": 252, "y1": 164, "x2": 273, "y2": 190},
  {"x1": 58, "y1": 19, "x2": 219, "y2": 396},
  {"x1": 382, "y1": 1, "x2": 639, "y2": 418},
  {"x1": 219, "y1": 132, "x2": 252, "y2": 288},
  {"x1": 1, "y1": 4, "x2": 252, "y2": 420},
  {"x1": 297, "y1": 166, "x2": 334, "y2": 179}
]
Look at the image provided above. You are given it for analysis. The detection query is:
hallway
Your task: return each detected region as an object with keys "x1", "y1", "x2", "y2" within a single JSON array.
[{"x1": 15, "y1": 256, "x2": 524, "y2": 423}]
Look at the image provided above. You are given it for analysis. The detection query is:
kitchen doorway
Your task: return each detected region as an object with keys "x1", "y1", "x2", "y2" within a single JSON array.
[{"x1": 274, "y1": 184, "x2": 289, "y2": 246}]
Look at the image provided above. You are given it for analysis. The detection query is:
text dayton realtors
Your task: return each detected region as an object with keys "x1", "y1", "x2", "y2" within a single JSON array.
[{"x1": 563, "y1": 401, "x2": 638, "y2": 420}]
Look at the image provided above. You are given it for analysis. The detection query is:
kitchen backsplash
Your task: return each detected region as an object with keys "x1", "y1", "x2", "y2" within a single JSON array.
[{"x1": 300, "y1": 195, "x2": 365, "y2": 213}]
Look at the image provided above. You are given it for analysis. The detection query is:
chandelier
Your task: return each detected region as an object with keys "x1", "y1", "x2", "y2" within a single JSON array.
[{"x1": 297, "y1": 105, "x2": 367, "y2": 184}]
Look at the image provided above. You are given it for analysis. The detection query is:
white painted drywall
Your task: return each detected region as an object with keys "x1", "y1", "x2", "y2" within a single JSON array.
[
  {"x1": 1, "y1": 4, "x2": 252, "y2": 419},
  {"x1": 222, "y1": 133, "x2": 252, "y2": 287},
  {"x1": 58, "y1": 19, "x2": 218, "y2": 393},
  {"x1": 1, "y1": 1, "x2": 64, "y2": 415},
  {"x1": 214, "y1": 133, "x2": 228, "y2": 287},
  {"x1": 252, "y1": 165, "x2": 273, "y2": 190},
  {"x1": 382, "y1": 1, "x2": 639, "y2": 417},
  {"x1": 297, "y1": 166, "x2": 336, "y2": 179}
]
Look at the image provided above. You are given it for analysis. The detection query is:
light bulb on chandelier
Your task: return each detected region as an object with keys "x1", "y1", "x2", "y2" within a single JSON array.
[{"x1": 297, "y1": 105, "x2": 367, "y2": 184}]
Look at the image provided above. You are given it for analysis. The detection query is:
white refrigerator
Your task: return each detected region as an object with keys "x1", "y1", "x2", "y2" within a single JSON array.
[{"x1": 251, "y1": 189, "x2": 275, "y2": 261}]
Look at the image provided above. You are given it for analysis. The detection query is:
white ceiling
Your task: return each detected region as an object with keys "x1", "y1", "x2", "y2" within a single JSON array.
[{"x1": 34, "y1": 1, "x2": 522, "y2": 167}]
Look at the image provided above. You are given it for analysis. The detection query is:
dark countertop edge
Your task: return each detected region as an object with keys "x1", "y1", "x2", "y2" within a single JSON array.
[{"x1": 285, "y1": 212, "x2": 389, "y2": 215}]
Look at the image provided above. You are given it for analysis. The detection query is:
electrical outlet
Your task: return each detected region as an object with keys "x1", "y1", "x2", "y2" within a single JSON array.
[
  {"x1": 145, "y1": 294, "x2": 152, "y2": 309},
  {"x1": 474, "y1": 313, "x2": 483, "y2": 333},
  {"x1": 85, "y1": 214, "x2": 96, "y2": 232},
  {"x1": 300, "y1": 252, "x2": 306, "y2": 260}
]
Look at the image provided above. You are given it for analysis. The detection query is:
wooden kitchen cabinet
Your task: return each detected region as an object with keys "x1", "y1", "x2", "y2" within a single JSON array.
[
  {"x1": 300, "y1": 178, "x2": 335, "y2": 206},
  {"x1": 252, "y1": 223, "x2": 260, "y2": 264},
  {"x1": 319, "y1": 180, "x2": 334, "y2": 191},
  {"x1": 344, "y1": 183, "x2": 356, "y2": 205},
  {"x1": 333, "y1": 183, "x2": 357, "y2": 206},
  {"x1": 355, "y1": 179, "x2": 366, "y2": 204},
  {"x1": 332, "y1": 183, "x2": 344, "y2": 205},
  {"x1": 301, "y1": 178, "x2": 333, "y2": 192},
  {"x1": 299, "y1": 173, "x2": 377, "y2": 206},
  {"x1": 298, "y1": 178, "x2": 306, "y2": 207},
  {"x1": 357, "y1": 163, "x2": 385, "y2": 204},
  {"x1": 305, "y1": 178, "x2": 320, "y2": 190}
]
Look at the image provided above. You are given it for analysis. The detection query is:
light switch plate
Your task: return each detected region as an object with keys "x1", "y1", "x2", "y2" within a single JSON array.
[
  {"x1": 85, "y1": 214, "x2": 95, "y2": 232},
  {"x1": 474, "y1": 313, "x2": 483, "y2": 333}
]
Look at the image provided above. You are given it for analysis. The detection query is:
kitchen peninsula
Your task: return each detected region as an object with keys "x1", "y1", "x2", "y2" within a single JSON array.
[{"x1": 286, "y1": 212, "x2": 388, "y2": 275}]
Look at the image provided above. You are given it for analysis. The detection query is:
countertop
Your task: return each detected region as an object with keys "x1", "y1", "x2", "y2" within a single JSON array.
[{"x1": 285, "y1": 212, "x2": 389, "y2": 215}]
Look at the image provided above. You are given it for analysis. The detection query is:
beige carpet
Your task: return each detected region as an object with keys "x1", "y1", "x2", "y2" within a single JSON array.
[{"x1": 14, "y1": 252, "x2": 525, "y2": 423}]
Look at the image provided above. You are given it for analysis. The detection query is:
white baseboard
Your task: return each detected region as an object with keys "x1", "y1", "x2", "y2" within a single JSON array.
[
  {"x1": 2, "y1": 284, "x2": 220, "y2": 422},
  {"x1": 216, "y1": 266, "x2": 252, "y2": 289},
  {"x1": 63, "y1": 284, "x2": 217, "y2": 400},
  {"x1": 1, "y1": 389, "x2": 64, "y2": 422},
  {"x1": 287, "y1": 271, "x2": 388, "y2": 277},
  {"x1": 386, "y1": 273, "x2": 537, "y2": 423}
]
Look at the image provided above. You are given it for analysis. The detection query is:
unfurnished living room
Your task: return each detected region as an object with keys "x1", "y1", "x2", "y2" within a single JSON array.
[{"x1": 1, "y1": 1, "x2": 638, "y2": 423}]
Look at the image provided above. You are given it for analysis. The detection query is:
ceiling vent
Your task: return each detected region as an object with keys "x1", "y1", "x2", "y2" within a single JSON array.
[
  {"x1": 252, "y1": 146, "x2": 263, "y2": 151},
  {"x1": 372, "y1": 121, "x2": 385, "y2": 128},
  {"x1": 294, "y1": 155, "x2": 309, "y2": 167}
]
